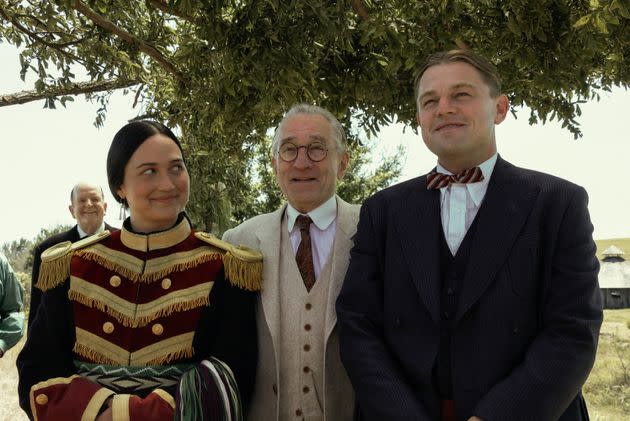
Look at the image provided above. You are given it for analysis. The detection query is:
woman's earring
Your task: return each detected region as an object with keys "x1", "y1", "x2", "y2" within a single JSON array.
[{"x1": 119, "y1": 198, "x2": 128, "y2": 220}]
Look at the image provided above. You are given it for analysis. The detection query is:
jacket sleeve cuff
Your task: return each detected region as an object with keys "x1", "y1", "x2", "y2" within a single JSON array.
[
  {"x1": 111, "y1": 389, "x2": 175, "y2": 419},
  {"x1": 30, "y1": 375, "x2": 114, "y2": 421}
]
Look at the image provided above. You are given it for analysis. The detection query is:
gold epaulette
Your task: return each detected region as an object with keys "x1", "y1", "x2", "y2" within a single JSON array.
[
  {"x1": 195, "y1": 232, "x2": 262, "y2": 291},
  {"x1": 37, "y1": 230, "x2": 111, "y2": 291}
]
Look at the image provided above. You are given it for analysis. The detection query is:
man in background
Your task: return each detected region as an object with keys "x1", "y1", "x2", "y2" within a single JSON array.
[
  {"x1": 28, "y1": 182, "x2": 113, "y2": 326},
  {"x1": 223, "y1": 104, "x2": 358, "y2": 420},
  {"x1": 0, "y1": 251, "x2": 24, "y2": 357}
]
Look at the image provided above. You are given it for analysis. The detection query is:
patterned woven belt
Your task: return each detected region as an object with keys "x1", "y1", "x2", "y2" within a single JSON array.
[{"x1": 74, "y1": 360, "x2": 193, "y2": 396}]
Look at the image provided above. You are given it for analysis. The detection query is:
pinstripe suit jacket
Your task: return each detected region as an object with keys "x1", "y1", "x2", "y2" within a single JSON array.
[{"x1": 337, "y1": 156, "x2": 603, "y2": 421}]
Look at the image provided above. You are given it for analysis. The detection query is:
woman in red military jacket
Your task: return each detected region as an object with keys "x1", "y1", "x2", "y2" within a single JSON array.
[{"x1": 18, "y1": 120, "x2": 261, "y2": 421}]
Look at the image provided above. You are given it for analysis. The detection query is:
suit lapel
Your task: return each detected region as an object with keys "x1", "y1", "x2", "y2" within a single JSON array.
[
  {"x1": 325, "y1": 197, "x2": 359, "y2": 340},
  {"x1": 456, "y1": 157, "x2": 540, "y2": 321},
  {"x1": 393, "y1": 178, "x2": 442, "y2": 323},
  {"x1": 69, "y1": 225, "x2": 81, "y2": 242},
  {"x1": 255, "y1": 206, "x2": 284, "y2": 349}
]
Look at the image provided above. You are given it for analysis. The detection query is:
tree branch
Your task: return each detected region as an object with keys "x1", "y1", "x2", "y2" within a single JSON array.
[
  {"x1": 145, "y1": 0, "x2": 194, "y2": 22},
  {"x1": 0, "y1": 78, "x2": 141, "y2": 107},
  {"x1": 70, "y1": 0, "x2": 185, "y2": 82},
  {"x1": 351, "y1": 0, "x2": 369, "y2": 20},
  {"x1": 0, "y1": 4, "x2": 85, "y2": 63}
]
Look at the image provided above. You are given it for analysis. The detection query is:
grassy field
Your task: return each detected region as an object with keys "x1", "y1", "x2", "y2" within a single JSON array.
[
  {"x1": 595, "y1": 238, "x2": 630, "y2": 261},
  {"x1": 584, "y1": 308, "x2": 630, "y2": 420}
]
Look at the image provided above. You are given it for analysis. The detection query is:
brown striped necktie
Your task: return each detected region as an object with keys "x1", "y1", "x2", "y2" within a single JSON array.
[
  {"x1": 426, "y1": 167, "x2": 484, "y2": 190},
  {"x1": 295, "y1": 215, "x2": 316, "y2": 291}
]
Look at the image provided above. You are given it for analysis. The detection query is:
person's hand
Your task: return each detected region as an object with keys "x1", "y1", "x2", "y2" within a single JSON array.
[{"x1": 468, "y1": 417, "x2": 485, "y2": 421}]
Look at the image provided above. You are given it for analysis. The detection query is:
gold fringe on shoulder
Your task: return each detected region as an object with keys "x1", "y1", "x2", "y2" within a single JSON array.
[
  {"x1": 224, "y1": 252, "x2": 263, "y2": 291},
  {"x1": 195, "y1": 232, "x2": 263, "y2": 291},
  {"x1": 73, "y1": 342, "x2": 117, "y2": 365},
  {"x1": 37, "y1": 241, "x2": 73, "y2": 291},
  {"x1": 36, "y1": 232, "x2": 111, "y2": 292}
]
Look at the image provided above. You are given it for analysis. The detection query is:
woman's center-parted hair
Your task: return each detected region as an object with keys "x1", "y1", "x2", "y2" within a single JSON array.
[
  {"x1": 106, "y1": 120, "x2": 184, "y2": 205},
  {"x1": 271, "y1": 104, "x2": 348, "y2": 156}
]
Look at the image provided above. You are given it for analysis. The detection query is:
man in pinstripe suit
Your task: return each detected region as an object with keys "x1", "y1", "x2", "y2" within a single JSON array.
[{"x1": 337, "y1": 49, "x2": 603, "y2": 421}]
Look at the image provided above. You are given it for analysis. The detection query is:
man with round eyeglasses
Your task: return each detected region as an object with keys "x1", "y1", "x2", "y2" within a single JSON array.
[
  {"x1": 223, "y1": 104, "x2": 359, "y2": 420},
  {"x1": 277, "y1": 141, "x2": 328, "y2": 163}
]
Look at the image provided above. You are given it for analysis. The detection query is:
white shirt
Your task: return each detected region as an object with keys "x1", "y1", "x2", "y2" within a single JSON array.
[
  {"x1": 77, "y1": 222, "x2": 106, "y2": 239},
  {"x1": 286, "y1": 195, "x2": 337, "y2": 280},
  {"x1": 437, "y1": 154, "x2": 497, "y2": 255}
]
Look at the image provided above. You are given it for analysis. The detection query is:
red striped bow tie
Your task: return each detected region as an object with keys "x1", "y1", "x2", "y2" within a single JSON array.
[{"x1": 426, "y1": 167, "x2": 484, "y2": 190}]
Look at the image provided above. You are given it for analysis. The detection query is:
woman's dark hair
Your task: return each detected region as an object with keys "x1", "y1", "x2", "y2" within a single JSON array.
[{"x1": 106, "y1": 120, "x2": 183, "y2": 204}]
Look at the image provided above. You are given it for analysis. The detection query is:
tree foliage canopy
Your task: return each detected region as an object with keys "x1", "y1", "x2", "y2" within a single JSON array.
[{"x1": 1, "y1": 0, "x2": 628, "y2": 228}]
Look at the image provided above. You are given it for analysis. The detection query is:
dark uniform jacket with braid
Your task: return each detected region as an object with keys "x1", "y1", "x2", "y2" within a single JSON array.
[{"x1": 17, "y1": 217, "x2": 261, "y2": 421}]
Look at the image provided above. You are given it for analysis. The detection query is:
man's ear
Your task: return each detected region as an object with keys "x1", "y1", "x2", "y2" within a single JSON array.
[
  {"x1": 337, "y1": 151, "x2": 349, "y2": 180},
  {"x1": 103, "y1": 202, "x2": 108, "y2": 214},
  {"x1": 494, "y1": 94, "x2": 509, "y2": 124},
  {"x1": 69, "y1": 205, "x2": 76, "y2": 219},
  {"x1": 272, "y1": 156, "x2": 278, "y2": 176}
]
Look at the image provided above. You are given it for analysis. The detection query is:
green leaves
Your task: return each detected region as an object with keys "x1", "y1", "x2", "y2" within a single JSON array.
[
  {"x1": 574, "y1": 0, "x2": 629, "y2": 33},
  {"x1": 573, "y1": 14, "x2": 591, "y2": 28},
  {"x1": 1, "y1": 0, "x2": 629, "y2": 225}
]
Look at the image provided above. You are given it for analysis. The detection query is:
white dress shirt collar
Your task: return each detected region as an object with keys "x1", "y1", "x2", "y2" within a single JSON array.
[
  {"x1": 436, "y1": 153, "x2": 498, "y2": 207},
  {"x1": 77, "y1": 222, "x2": 106, "y2": 239},
  {"x1": 286, "y1": 195, "x2": 337, "y2": 232}
]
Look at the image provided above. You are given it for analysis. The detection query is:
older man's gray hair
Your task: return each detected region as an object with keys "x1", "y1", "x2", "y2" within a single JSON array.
[{"x1": 272, "y1": 104, "x2": 348, "y2": 156}]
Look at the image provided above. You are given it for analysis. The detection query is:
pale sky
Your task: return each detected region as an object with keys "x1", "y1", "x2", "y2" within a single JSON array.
[{"x1": 1, "y1": 43, "x2": 628, "y2": 245}]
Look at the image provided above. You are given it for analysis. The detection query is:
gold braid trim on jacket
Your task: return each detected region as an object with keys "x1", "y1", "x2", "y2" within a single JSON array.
[
  {"x1": 73, "y1": 245, "x2": 223, "y2": 283},
  {"x1": 68, "y1": 288, "x2": 211, "y2": 328},
  {"x1": 73, "y1": 343, "x2": 118, "y2": 365},
  {"x1": 73, "y1": 328, "x2": 196, "y2": 366},
  {"x1": 73, "y1": 342, "x2": 195, "y2": 366}
]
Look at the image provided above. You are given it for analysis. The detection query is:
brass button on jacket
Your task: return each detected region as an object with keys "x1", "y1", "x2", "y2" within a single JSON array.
[
  {"x1": 103, "y1": 322, "x2": 115, "y2": 334},
  {"x1": 35, "y1": 394, "x2": 48, "y2": 405},
  {"x1": 152, "y1": 323, "x2": 164, "y2": 336},
  {"x1": 109, "y1": 275, "x2": 121, "y2": 287},
  {"x1": 161, "y1": 278, "x2": 172, "y2": 290}
]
